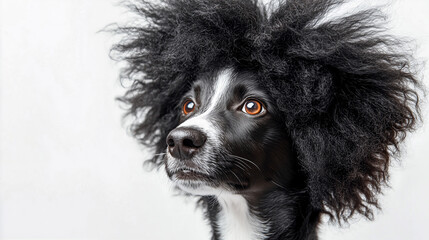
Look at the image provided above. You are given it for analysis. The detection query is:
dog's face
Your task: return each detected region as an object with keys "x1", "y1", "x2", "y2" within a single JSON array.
[{"x1": 165, "y1": 69, "x2": 294, "y2": 196}]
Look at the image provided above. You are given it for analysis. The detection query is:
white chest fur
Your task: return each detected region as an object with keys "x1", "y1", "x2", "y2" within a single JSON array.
[{"x1": 216, "y1": 193, "x2": 268, "y2": 240}]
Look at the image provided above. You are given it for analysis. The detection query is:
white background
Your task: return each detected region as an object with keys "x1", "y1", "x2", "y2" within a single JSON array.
[{"x1": 0, "y1": 0, "x2": 428, "y2": 239}]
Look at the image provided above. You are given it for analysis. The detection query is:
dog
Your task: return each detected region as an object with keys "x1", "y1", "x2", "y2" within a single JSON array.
[{"x1": 111, "y1": 0, "x2": 421, "y2": 239}]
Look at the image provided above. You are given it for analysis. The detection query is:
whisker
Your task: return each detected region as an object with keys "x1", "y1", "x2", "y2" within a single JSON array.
[
  {"x1": 271, "y1": 180, "x2": 287, "y2": 190},
  {"x1": 230, "y1": 171, "x2": 244, "y2": 188},
  {"x1": 228, "y1": 154, "x2": 261, "y2": 172},
  {"x1": 229, "y1": 160, "x2": 247, "y2": 172},
  {"x1": 233, "y1": 159, "x2": 251, "y2": 170}
]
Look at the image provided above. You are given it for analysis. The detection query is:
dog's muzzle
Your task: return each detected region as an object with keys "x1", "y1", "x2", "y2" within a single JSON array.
[{"x1": 166, "y1": 127, "x2": 207, "y2": 160}]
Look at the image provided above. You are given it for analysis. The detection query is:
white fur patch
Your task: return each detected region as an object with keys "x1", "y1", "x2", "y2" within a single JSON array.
[
  {"x1": 205, "y1": 68, "x2": 232, "y2": 113},
  {"x1": 217, "y1": 192, "x2": 268, "y2": 240},
  {"x1": 177, "y1": 68, "x2": 233, "y2": 142}
]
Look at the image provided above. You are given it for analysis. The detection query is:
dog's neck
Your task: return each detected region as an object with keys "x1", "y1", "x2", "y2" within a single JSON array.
[
  {"x1": 202, "y1": 189, "x2": 320, "y2": 240},
  {"x1": 216, "y1": 193, "x2": 268, "y2": 240}
]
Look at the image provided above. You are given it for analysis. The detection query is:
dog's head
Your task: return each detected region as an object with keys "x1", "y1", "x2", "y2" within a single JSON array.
[
  {"x1": 112, "y1": 0, "x2": 421, "y2": 223},
  {"x1": 164, "y1": 69, "x2": 295, "y2": 195}
]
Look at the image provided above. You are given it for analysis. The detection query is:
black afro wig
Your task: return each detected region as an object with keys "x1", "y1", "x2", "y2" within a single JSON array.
[{"x1": 111, "y1": 0, "x2": 422, "y2": 223}]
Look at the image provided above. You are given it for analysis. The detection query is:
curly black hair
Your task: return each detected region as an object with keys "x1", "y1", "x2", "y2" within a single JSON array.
[{"x1": 111, "y1": 0, "x2": 421, "y2": 223}]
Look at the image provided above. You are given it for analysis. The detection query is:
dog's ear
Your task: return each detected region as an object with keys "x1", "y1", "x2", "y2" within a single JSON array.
[
  {"x1": 110, "y1": 0, "x2": 262, "y2": 167},
  {"x1": 258, "y1": 0, "x2": 422, "y2": 222}
]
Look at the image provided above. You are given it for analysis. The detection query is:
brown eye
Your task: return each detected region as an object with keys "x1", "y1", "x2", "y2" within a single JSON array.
[
  {"x1": 242, "y1": 100, "x2": 265, "y2": 116},
  {"x1": 183, "y1": 100, "x2": 195, "y2": 115}
]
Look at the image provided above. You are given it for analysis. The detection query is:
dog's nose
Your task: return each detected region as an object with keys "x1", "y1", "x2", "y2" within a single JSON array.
[{"x1": 166, "y1": 127, "x2": 207, "y2": 160}]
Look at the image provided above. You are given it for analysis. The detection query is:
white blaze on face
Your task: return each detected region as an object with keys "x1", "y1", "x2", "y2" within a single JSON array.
[
  {"x1": 166, "y1": 68, "x2": 234, "y2": 184},
  {"x1": 176, "y1": 68, "x2": 233, "y2": 148}
]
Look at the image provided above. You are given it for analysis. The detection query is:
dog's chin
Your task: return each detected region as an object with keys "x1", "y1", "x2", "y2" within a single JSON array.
[
  {"x1": 175, "y1": 179, "x2": 222, "y2": 196},
  {"x1": 168, "y1": 168, "x2": 249, "y2": 196},
  {"x1": 166, "y1": 168, "x2": 216, "y2": 195}
]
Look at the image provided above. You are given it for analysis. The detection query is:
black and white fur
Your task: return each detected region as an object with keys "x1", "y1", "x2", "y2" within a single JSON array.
[
  {"x1": 111, "y1": 0, "x2": 422, "y2": 239},
  {"x1": 162, "y1": 68, "x2": 318, "y2": 239}
]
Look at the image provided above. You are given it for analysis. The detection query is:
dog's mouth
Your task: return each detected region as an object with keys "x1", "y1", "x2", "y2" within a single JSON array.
[
  {"x1": 171, "y1": 168, "x2": 250, "y2": 191},
  {"x1": 174, "y1": 168, "x2": 212, "y2": 181},
  {"x1": 166, "y1": 153, "x2": 252, "y2": 192}
]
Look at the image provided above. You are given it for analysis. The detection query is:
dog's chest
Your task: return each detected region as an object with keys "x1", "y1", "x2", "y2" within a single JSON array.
[{"x1": 216, "y1": 194, "x2": 268, "y2": 240}]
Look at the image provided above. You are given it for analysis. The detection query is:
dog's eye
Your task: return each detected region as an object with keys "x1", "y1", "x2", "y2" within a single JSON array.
[
  {"x1": 242, "y1": 100, "x2": 265, "y2": 116},
  {"x1": 183, "y1": 100, "x2": 195, "y2": 115}
]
